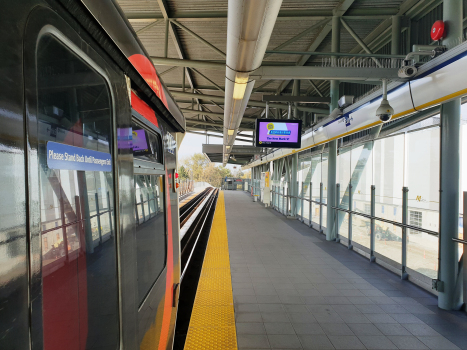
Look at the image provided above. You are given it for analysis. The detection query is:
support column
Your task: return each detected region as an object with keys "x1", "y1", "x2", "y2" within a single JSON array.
[
  {"x1": 391, "y1": 16, "x2": 402, "y2": 67},
  {"x1": 326, "y1": 16, "x2": 340, "y2": 241},
  {"x1": 291, "y1": 153, "x2": 298, "y2": 216},
  {"x1": 293, "y1": 80, "x2": 300, "y2": 120},
  {"x1": 439, "y1": 0, "x2": 463, "y2": 310}
]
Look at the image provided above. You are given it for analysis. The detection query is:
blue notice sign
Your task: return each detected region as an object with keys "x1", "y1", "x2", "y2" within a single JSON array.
[{"x1": 47, "y1": 141, "x2": 112, "y2": 172}]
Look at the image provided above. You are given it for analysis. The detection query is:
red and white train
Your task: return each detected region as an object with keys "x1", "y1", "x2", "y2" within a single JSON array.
[{"x1": 0, "y1": 1, "x2": 185, "y2": 349}]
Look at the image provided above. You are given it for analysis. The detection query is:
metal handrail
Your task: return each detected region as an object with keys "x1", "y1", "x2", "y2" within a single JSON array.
[
  {"x1": 331, "y1": 205, "x2": 439, "y2": 236},
  {"x1": 452, "y1": 238, "x2": 467, "y2": 245}
]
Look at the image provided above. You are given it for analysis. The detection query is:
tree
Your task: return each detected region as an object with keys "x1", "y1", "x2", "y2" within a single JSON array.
[
  {"x1": 180, "y1": 153, "x2": 233, "y2": 187},
  {"x1": 178, "y1": 165, "x2": 190, "y2": 180}
]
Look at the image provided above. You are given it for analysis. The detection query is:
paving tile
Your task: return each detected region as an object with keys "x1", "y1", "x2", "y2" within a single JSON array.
[
  {"x1": 236, "y1": 304, "x2": 261, "y2": 312},
  {"x1": 279, "y1": 295, "x2": 305, "y2": 305},
  {"x1": 387, "y1": 335, "x2": 429, "y2": 349},
  {"x1": 255, "y1": 288, "x2": 279, "y2": 296},
  {"x1": 236, "y1": 322, "x2": 267, "y2": 335},
  {"x1": 292, "y1": 323, "x2": 325, "y2": 335},
  {"x1": 235, "y1": 288, "x2": 257, "y2": 296},
  {"x1": 236, "y1": 312, "x2": 263, "y2": 323},
  {"x1": 357, "y1": 335, "x2": 397, "y2": 349},
  {"x1": 257, "y1": 295, "x2": 283, "y2": 304},
  {"x1": 365, "y1": 313, "x2": 398, "y2": 324},
  {"x1": 236, "y1": 295, "x2": 259, "y2": 304},
  {"x1": 267, "y1": 334, "x2": 302, "y2": 349},
  {"x1": 348, "y1": 323, "x2": 383, "y2": 336},
  {"x1": 402, "y1": 324, "x2": 441, "y2": 337},
  {"x1": 416, "y1": 336, "x2": 460, "y2": 350},
  {"x1": 375, "y1": 323, "x2": 412, "y2": 336},
  {"x1": 261, "y1": 312, "x2": 291, "y2": 323},
  {"x1": 298, "y1": 334, "x2": 335, "y2": 349},
  {"x1": 320, "y1": 323, "x2": 354, "y2": 336},
  {"x1": 259, "y1": 304, "x2": 286, "y2": 313},
  {"x1": 264, "y1": 322, "x2": 296, "y2": 335},
  {"x1": 237, "y1": 334, "x2": 270, "y2": 349},
  {"x1": 288, "y1": 313, "x2": 318, "y2": 324},
  {"x1": 313, "y1": 312, "x2": 344, "y2": 324},
  {"x1": 339, "y1": 313, "x2": 372, "y2": 324},
  {"x1": 332, "y1": 304, "x2": 361, "y2": 314},
  {"x1": 389, "y1": 313, "x2": 424, "y2": 324},
  {"x1": 285, "y1": 304, "x2": 309, "y2": 313},
  {"x1": 355, "y1": 304, "x2": 385, "y2": 314},
  {"x1": 328, "y1": 335, "x2": 366, "y2": 349}
]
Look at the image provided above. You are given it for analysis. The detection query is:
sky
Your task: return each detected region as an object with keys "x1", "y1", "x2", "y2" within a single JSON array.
[{"x1": 178, "y1": 132, "x2": 253, "y2": 172}]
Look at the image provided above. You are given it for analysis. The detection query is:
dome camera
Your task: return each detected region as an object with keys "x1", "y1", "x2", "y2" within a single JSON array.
[
  {"x1": 376, "y1": 98, "x2": 394, "y2": 122},
  {"x1": 376, "y1": 79, "x2": 394, "y2": 123}
]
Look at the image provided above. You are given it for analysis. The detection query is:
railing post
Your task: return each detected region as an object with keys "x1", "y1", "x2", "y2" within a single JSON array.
[
  {"x1": 286, "y1": 186, "x2": 290, "y2": 216},
  {"x1": 309, "y1": 181, "x2": 312, "y2": 228},
  {"x1": 95, "y1": 193, "x2": 102, "y2": 243},
  {"x1": 282, "y1": 186, "x2": 285, "y2": 215},
  {"x1": 401, "y1": 187, "x2": 409, "y2": 280},
  {"x1": 301, "y1": 181, "x2": 304, "y2": 222},
  {"x1": 335, "y1": 183, "x2": 340, "y2": 242},
  {"x1": 319, "y1": 182, "x2": 323, "y2": 233},
  {"x1": 107, "y1": 191, "x2": 113, "y2": 237},
  {"x1": 370, "y1": 185, "x2": 376, "y2": 262},
  {"x1": 348, "y1": 184, "x2": 353, "y2": 250}
]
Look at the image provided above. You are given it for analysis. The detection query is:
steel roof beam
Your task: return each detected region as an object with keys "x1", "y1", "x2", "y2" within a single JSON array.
[
  {"x1": 125, "y1": 8, "x2": 398, "y2": 21},
  {"x1": 186, "y1": 120, "x2": 254, "y2": 131},
  {"x1": 251, "y1": 66, "x2": 398, "y2": 81},
  {"x1": 170, "y1": 20, "x2": 226, "y2": 58},
  {"x1": 187, "y1": 130, "x2": 252, "y2": 142},
  {"x1": 262, "y1": 95, "x2": 331, "y2": 104},
  {"x1": 170, "y1": 91, "x2": 329, "y2": 113},
  {"x1": 276, "y1": 0, "x2": 356, "y2": 95}
]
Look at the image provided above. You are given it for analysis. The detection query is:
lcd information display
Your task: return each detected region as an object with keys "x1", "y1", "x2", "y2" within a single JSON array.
[
  {"x1": 255, "y1": 119, "x2": 302, "y2": 148},
  {"x1": 132, "y1": 129, "x2": 153, "y2": 156}
]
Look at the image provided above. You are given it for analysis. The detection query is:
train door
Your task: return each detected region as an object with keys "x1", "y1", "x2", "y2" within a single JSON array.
[
  {"x1": 24, "y1": 7, "x2": 122, "y2": 350},
  {"x1": 130, "y1": 113, "x2": 170, "y2": 349}
]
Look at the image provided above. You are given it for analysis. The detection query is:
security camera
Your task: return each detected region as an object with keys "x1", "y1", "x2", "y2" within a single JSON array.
[
  {"x1": 376, "y1": 99, "x2": 394, "y2": 122},
  {"x1": 376, "y1": 79, "x2": 394, "y2": 123},
  {"x1": 398, "y1": 65, "x2": 418, "y2": 79}
]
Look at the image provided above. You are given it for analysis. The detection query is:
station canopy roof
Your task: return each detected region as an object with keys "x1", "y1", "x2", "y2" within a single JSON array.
[{"x1": 116, "y1": 0, "x2": 439, "y2": 163}]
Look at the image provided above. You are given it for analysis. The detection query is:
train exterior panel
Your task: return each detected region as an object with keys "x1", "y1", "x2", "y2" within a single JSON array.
[{"x1": 0, "y1": 1, "x2": 184, "y2": 349}]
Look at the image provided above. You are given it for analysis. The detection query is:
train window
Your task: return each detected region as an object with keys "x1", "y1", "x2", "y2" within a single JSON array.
[
  {"x1": 132, "y1": 120, "x2": 163, "y2": 164},
  {"x1": 36, "y1": 35, "x2": 118, "y2": 349},
  {"x1": 135, "y1": 174, "x2": 166, "y2": 304}
]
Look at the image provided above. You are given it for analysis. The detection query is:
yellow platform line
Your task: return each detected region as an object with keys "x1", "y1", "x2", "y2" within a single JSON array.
[
  {"x1": 184, "y1": 191, "x2": 237, "y2": 350},
  {"x1": 179, "y1": 192, "x2": 198, "y2": 208}
]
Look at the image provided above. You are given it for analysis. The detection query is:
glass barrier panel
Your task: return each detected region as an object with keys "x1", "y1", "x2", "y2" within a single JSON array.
[
  {"x1": 374, "y1": 219, "x2": 402, "y2": 264},
  {"x1": 338, "y1": 212, "x2": 349, "y2": 239},
  {"x1": 374, "y1": 134, "x2": 405, "y2": 224},
  {"x1": 352, "y1": 215, "x2": 370, "y2": 249},
  {"x1": 321, "y1": 152, "x2": 328, "y2": 228},
  {"x1": 407, "y1": 229, "x2": 438, "y2": 279}
]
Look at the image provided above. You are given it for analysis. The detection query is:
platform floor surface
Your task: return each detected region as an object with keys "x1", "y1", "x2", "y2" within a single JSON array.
[{"x1": 225, "y1": 191, "x2": 467, "y2": 350}]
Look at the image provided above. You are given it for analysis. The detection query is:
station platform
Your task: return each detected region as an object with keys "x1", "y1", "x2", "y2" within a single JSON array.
[{"x1": 185, "y1": 191, "x2": 467, "y2": 350}]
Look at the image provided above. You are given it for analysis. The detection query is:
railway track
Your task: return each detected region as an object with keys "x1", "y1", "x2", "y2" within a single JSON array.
[{"x1": 174, "y1": 187, "x2": 219, "y2": 350}]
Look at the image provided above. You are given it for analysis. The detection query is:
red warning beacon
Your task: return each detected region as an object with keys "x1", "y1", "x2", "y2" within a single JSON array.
[{"x1": 431, "y1": 20, "x2": 445, "y2": 41}]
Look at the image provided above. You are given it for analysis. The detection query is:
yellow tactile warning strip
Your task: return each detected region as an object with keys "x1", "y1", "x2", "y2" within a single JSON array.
[
  {"x1": 184, "y1": 191, "x2": 237, "y2": 350},
  {"x1": 179, "y1": 192, "x2": 198, "y2": 208}
]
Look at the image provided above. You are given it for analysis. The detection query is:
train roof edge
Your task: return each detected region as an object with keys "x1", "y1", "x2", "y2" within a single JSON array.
[{"x1": 59, "y1": 0, "x2": 186, "y2": 132}]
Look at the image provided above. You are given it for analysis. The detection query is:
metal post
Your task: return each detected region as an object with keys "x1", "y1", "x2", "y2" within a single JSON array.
[
  {"x1": 182, "y1": 68, "x2": 186, "y2": 92},
  {"x1": 291, "y1": 153, "x2": 298, "y2": 216},
  {"x1": 282, "y1": 186, "x2": 285, "y2": 215},
  {"x1": 463, "y1": 192, "x2": 467, "y2": 310},
  {"x1": 370, "y1": 185, "x2": 376, "y2": 262},
  {"x1": 335, "y1": 184, "x2": 340, "y2": 243},
  {"x1": 266, "y1": 101, "x2": 269, "y2": 118},
  {"x1": 164, "y1": 19, "x2": 169, "y2": 58},
  {"x1": 293, "y1": 79, "x2": 300, "y2": 119},
  {"x1": 438, "y1": 0, "x2": 463, "y2": 311},
  {"x1": 287, "y1": 103, "x2": 292, "y2": 119},
  {"x1": 309, "y1": 182, "x2": 312, "y2": 228},
  {"x1": 327, "y1": 15, "x2": 339, "y2": 241},
  {"x1": 348, "y1": 184, "x2": 353, "y2": 250},
  {"x1": 95, "y1": 193, "x2": 102, "y2": 243},
  {"x1": 391, "y1": 15, "x2": 402, "y2": 67},
  {"x1": 401, "y1": 187, "x2": 409, "y2": 280},
  {"x1": 319, "y1": 182, "x2": 323, "y2": 233},
  {"x1": 107, "y1": 191, "x2": 113, "y2": 237},
  {"x1": 301, "y1": 181, "x2": 304, "y2": 222}
]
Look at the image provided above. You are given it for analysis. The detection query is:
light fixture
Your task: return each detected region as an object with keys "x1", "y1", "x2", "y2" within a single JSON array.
[
  {"x1": 233, "y1": 74, "x2": 249, "y2": 100},
  {"x1": 226, "y1": 145, "x2": 231, "y2": 149},
  {"x1": 227, "y1": 129, "x2": 235, "y2": 136}
]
